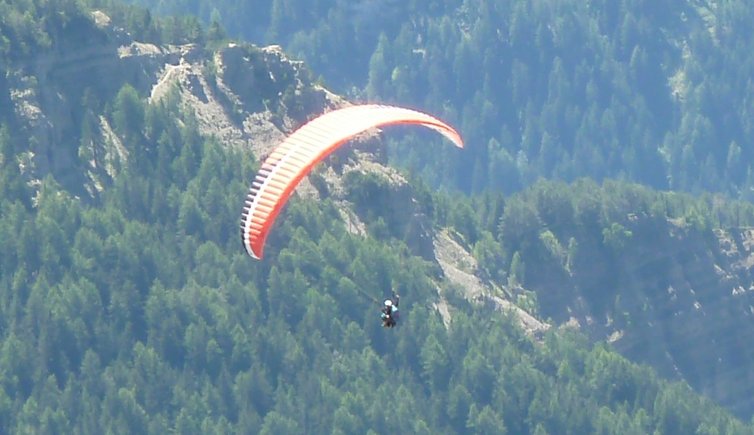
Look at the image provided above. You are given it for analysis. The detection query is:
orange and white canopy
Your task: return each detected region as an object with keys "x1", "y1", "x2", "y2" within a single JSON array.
[{"x1": 240, "y1": 104, "x2": 464, "y2": 259}]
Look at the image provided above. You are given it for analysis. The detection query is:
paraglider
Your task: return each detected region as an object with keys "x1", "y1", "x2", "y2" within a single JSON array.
[
  {"x1": 239, "y1": 104, "x2": 464, "y2": 260},
  {"x1": 381, "y1": 293, "x2": 400, "y2": 328}
]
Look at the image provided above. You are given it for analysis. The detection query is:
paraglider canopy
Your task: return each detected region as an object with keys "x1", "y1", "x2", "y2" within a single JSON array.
[{"x1": 240, "y1": 104, "x2": 464, "y2": 260}]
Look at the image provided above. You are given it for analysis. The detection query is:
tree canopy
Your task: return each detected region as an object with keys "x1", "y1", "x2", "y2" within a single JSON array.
[{"x1": 2, "y1": 0, "x2": 754, "y2": 431}]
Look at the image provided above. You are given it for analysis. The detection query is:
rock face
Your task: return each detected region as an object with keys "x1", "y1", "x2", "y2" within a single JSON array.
[
  {"x1": 526, "y1": 214, "x2": 754, "y2": 417},
  {"x1": 433, "y1": 228, "x2": 549, "y2": 334},
  {"x1": 6, "y1": 11, "x2": 340, "y2": 197}
]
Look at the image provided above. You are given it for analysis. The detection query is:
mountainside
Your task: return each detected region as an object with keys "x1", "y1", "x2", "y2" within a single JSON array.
[
  {"x1": 5, "y1": 10, "x2": 317, "y2": 195},
  {"x1": 9, "y1": 7, "x2": 547, "y2": 336},
  {"x1": 3, "y1": 3, "x2": 754, "y2": 432},
  {"x1": 526, "y1": 209, "x2": 754, "y2": 416},
  {"x1": 128, "y1": 0, "x2": 754, "y2": 197}
]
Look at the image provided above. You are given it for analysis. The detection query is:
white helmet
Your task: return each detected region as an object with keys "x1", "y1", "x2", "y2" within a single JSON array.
[{"x1": 384, "y1": 299, "x2": 393, "y2": 307}]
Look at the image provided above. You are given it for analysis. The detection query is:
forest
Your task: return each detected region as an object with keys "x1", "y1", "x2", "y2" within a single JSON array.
[
  {"x1": 0, "y1": 82, "x2": 751, "y2": 433},
  {"x1": 125, "y1": 0, "x2": 754, "y2": 196},
  {"x1": 3, "y1": 0, "x2": 754, "y2": 433}
]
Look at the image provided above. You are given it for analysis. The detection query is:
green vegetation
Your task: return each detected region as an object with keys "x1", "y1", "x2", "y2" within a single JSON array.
[
  {"x1": 3, "y1": 0, "x2": 754, "y2": 431},
  {"x1": 0, "y1": 71, "x2": 751, "y2": 430},
  {"x1": 125, "y1": 0, "x2": 754, "y2": 197}
]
